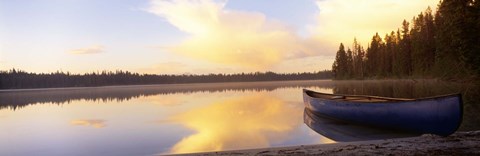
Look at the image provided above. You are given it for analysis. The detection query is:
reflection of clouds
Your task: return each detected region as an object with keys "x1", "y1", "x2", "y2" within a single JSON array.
[
  {"x1": 70, "y1": 119, "x2": 106, "y2": 128},
  {"x1": 0, "y1": 81, "x2": 331, "y2": 111},
  {"x1": 170, "y1": 93, "x2": 301, "y2": 154}
]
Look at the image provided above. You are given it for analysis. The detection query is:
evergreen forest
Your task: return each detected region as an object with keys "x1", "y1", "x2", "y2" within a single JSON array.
[
  {"x1": 332, "y1": 0, "x2": 480, "y2": 80},
  {"x1": 0, "y1": 69, "x2": 332, "y2": 89}
]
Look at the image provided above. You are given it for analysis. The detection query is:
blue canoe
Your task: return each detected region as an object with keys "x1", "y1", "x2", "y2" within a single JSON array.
[{"x1": 303, "y1": 89, "x2": 463, "y2": 136}]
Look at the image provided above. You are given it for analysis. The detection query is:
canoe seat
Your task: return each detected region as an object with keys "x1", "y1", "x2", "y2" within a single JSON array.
[
  {"x1": 334, "y1": 96, "x2": 389, "y2": 102},
  {"x1": 332, "y1": 96, "x2": 345, "y2": 99}
]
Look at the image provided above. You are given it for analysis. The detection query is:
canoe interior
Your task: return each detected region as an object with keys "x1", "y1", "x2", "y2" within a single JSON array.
[{"x1": 304, "y1": 90, "x2": 415, "y2": 102}]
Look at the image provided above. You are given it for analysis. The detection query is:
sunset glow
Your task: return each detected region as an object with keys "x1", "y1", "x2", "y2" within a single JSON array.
[
  {"x1": 0, "y1": 0, "x2": 439, "y2": 74},
  {"x1": 70, "y1": 119, "x2": 106, "y2": 128},
  {"x1": 169, "y1": 94, "x2": 302, "y2": 153}
]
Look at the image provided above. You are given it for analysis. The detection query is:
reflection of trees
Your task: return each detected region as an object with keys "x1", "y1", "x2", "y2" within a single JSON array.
[
  {"x1": 331, "y1": 80, "x2": 463, "y2": 98},
  {"x1": 3, "y1": 79, "x2": 477, "y2": 131},
  {"x1": 331, "y1": 79, "x2": 480, "y2": 131},
  {"x1": 0, "y1": 80, "x2": 333, "y2": 110}
]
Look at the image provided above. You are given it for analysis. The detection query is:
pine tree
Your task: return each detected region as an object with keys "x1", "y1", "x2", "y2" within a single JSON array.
[
  {"x1": 346, "y1": 48, "x2": 354, "y2": 78},
  {"x1": 400, "y1": 20, "x2": 412, "y2": 76},
  {"x1": 411, "y1": 13, "x2": 426, "y2": 75},
  {"x1": 366, "y1": 33, "x2": 383, "y2": 77},
  {"x1": 384, "y1": 32, "x2": 396, "y2": 76},
  {"x1": 332, "y1": 43, "x2": 348, "y2": 79},
  {"x1": 434, "y1": 0, "x2": 479, "y2": 77},
  {"x1": 353, "y1": 38, "x2": 365, "y2": 79},
  {"x1": 465, "y1": 0, "x2": 480, "y2": 74},
  {"x1": 424, "y1": 7, "x2": 436, "y2": 72}
]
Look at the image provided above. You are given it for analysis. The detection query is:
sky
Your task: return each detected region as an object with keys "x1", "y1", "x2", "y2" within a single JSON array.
[{"x1": 0, "y1": 0, "x2": 439, "y2": 75}]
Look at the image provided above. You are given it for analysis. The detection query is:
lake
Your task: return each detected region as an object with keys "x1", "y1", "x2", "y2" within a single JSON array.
[{"x1": 0, "y1": 80, "x2": 478, "y2": 155}]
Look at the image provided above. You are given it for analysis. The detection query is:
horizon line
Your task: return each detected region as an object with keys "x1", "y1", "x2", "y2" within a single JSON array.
[{"x1": 0, "y1": 68, "x2": 332, "y2": 76}]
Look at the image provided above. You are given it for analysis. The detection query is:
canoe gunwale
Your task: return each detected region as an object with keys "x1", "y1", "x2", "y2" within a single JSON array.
[{"x1": 303, "y1": 89, "x2": 461, "y2": 103}]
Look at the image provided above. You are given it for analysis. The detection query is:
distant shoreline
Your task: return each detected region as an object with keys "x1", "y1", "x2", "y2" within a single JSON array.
[
  {"x1": 0, "y1": 79, "x2": 450, "y2": 93},
  {"x1": 0, "y1": 79, "x2": 333, "y2": 93},
  {"x1": 0, "y1": 69, "x2": 333, "y2": 90}
]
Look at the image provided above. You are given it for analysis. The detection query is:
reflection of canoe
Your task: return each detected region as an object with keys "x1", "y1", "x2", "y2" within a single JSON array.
[
  {"x1": 304, "y1": 108, "x2": 419, "y2": 142},
  {"x1": 302, "y1": 89, "x2": 462, "y2": 136}
]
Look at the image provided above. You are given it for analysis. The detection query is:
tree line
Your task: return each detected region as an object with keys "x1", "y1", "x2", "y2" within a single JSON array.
[
  {"x1": 0, "y1": 69, "x2": 332, "y2": 89},
  {"x1": 332, "y1": 0, "x2": 480, "y2": 80}
]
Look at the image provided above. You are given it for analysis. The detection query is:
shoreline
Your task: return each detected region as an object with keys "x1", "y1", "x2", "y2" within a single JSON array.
[
  {"x1": 0, "y1": 79, "x2": 442, "y2": 93},
  {"x1": 0, "y1": 79, "x2": 332, "y2": 93},
  {"x1": 173, "y1": 131, "x2": 480, "y2": 155}
]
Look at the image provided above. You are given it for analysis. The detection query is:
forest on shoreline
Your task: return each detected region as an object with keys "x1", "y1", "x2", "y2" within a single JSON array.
[
  {"x1": 0, "y1": 69, "x2": 332, "y2": 89},
  {"x1": 332, "y1": 0, "x2": 479, "y2": 80}
]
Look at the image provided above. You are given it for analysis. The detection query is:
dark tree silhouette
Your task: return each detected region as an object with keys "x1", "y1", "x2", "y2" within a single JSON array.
[
  {"x1": 332, "y1": 43, "x2": 348, "y2": 79},
  {"x1": 0, "y1": 69, "x2": 332, "y2": 89},
  {"x1": 332, "y1": 0, "x2": 480, "y2": 80}
]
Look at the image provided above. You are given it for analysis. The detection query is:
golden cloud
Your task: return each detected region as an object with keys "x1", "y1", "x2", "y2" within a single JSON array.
[
  {"x1": 313, "y1": 0, "x2": 439, "y2": 49},
  {"x1": 146, "y1": 0, "x2": 438, "y2": 71},
  {"x1": 148, "y1": 0, "x2": 317, "y2": 69},
  {"x1": 68, "y1": 45, "x2": 104, "y2": 54},
  {"x1": 140, "y1": 62, "x2": 188, "y2": 74},
  {"x1": 169, "y1": 93, "x2": 302, "y2": 154},
  {"x1": 70, "y1": 119, "x2": 106, "y2": 128}
]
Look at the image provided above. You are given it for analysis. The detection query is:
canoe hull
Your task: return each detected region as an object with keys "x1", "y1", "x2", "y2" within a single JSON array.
[
  {"x1": 304, "y1": 108, "x2": 420, "y2": 142},
  {"x1": 303, "y1": 89, "x2": 463, "y2": 136}
]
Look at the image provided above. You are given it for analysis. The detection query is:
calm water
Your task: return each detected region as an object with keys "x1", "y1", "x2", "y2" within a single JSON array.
[{"x1": 0, "y1": 80, "x2": 479, "y2": 155}]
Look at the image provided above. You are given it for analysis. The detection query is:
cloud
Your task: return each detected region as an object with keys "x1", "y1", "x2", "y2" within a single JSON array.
[
  {"x1": 145, "y1": 0, "x2": 439, "y2": 72},
  {"x1": 139, "y1": 60, "x2": 251, "y2": 74},
  {"x1": 313, "y1": 0, "x2": 439, "y2": 49},
  {"x1": 140, "y1": 62, "x2": 188, "y2": 74},
  {"x1": 68, "y1": 45, "x2": 104, "y2": 54},
  {"x1": 141, "y1": 94, "x2": 185, "y2": 106},
  {"x1": 270, "y1": 56, "x2": 335, "y2": 73},
  {"x1": 148, "y1": 0, "x2": 318, "y2": 69},
  {"x1": 70, "y1": 119, "x2": 106, "y2": 128}
]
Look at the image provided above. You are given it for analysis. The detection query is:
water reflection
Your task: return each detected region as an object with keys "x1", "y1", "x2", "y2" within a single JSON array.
[
  {"x1": 331, "y1": 80, "x2": 463, "y2": 98},
  {"x1": 71, "y1": 119, "x2": 106, "y2": 128},
  {"x1": 1, "y1": 80, "x2": 478, "y2": 131},
  {"x1": 0, "y1": 80, "x2": 478, "y2": 155},
  {"x1": 169, "y1": 93, "x2": 302, "y2": 154},
  {"x1": 304, "y1": 109, "x2": 419, "y2": 142},
  {"x1": 0, "y1": 81, "x2": 332, "y2": 110}
]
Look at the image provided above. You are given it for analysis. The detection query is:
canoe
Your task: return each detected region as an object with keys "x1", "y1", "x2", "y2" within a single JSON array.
[
  {"x1": 304, "y1": 108, "x2": 419, "y2": 142},
  {"x1": 302, "y1": 89, "x2": 463, "y2": 136}
]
